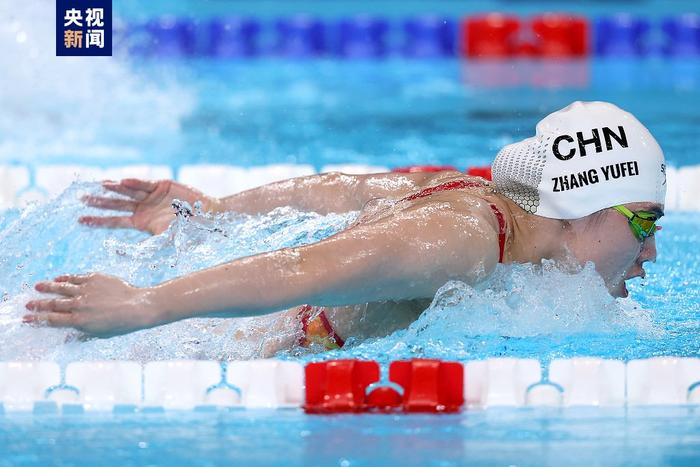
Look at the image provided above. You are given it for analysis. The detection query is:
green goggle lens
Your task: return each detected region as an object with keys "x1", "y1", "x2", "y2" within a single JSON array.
[{"x1": 613, "y1": 205, "x2": 659, "y2": 241}]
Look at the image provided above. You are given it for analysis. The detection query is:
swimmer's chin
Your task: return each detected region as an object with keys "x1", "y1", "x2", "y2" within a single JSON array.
[{"x1": 610, "y1": 281, "x2": 629, "y2": 299}]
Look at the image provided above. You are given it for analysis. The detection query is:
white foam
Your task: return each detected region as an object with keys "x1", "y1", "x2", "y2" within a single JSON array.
[
  {"x1": 0, "y1": 181, "x2": 355, "y2": 362},
  {"x1": 403, "y1": 261, "x2": 656, "y2": 341}
]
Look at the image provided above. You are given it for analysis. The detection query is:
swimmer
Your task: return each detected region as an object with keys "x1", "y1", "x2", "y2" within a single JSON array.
[{"x1": 24, "y1": 101, "x2": 666, "y2": 353}]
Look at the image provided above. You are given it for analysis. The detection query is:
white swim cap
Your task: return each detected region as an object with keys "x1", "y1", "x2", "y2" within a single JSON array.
[{"x1": 492, "y1": 101, "x2": 666, "y2": 219}]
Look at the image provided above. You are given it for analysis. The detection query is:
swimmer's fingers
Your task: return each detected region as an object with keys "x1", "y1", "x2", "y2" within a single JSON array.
[
  {"x1": 102, "y1": 181, "x2": 144, "y2": 200},
  {"x1": 78, "y1": 215, "x2": 134, "y2": 229},
  {"x1": 25, "y1": 298, "x2": 80, "y2": 313},
  {"x1": 54, "y1": 274, "x2": 92, "y2": 285},
  {"x1": 120, "y1": 178, "x2": 158, "y2": 194},
  {"x1": 23, "y1": 312, "x2": 75, "y2": 328},
  {"x1": 82, "y1": 195, "x2": 137, "y2": 212},
  {"x1": 35, "y1": 281, "x2": 81, "y2": 296}
]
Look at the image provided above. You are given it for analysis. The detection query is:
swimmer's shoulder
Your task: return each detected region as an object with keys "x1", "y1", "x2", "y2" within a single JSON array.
[{"x1": 403, "y1": 179, "x2": 506, "y2": 244}]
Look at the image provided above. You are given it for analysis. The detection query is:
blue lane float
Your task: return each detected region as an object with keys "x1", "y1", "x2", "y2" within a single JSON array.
[
  {"x1": 274, "y1": 16, "x2": 325, "y2": 58},
  {"x1": 402, "y1": 16, "x2": 455, "y2": 57},
  {"x1": 595, "y1": 15, "x2": 651, "y2": 57},
  {"x1": 335, "y1": 16, "x2": 390, "y2": 58},
  {"x1": 146, "y1": 17, "x2": 197, "y2": 57},
  {"x1": 662, "y1": 14, "x2": 700, "y2": 56},
  {"x1": 209, "y1": 17, "x2": 260, "y2": 58}
]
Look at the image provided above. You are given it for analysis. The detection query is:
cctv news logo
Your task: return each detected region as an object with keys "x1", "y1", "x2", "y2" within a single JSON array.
[{"x1": 56, "y1": 0, "x2": 112, "y2": 56}]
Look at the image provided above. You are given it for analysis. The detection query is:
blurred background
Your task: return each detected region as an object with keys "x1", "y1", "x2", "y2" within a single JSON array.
[{"x1": 1, "y1": 0, "x2": 698, "y2": 206}]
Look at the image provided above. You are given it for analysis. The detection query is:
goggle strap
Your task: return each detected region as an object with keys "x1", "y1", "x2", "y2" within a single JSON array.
[{"x1": 613, "y1": 205, "x2": 635, "y2": 218}]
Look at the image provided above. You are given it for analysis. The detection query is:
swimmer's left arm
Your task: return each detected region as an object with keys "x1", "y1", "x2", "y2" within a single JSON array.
[
  {"x1": 216, "y1": 170, "x2": 439, "y2": 215},
  {"x1": 25, "y1": 202, "x2": 499, "y2": 337}
]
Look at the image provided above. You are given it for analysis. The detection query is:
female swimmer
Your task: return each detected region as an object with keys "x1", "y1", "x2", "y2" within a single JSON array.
[{"x1": 24, "y1": 101, "x2": 666, "y2": 351}]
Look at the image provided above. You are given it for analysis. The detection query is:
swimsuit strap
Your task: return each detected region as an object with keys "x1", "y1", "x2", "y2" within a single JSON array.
[
  {"x1": 489, "y1": 204, "x2": 507, "y2": 263},
  {"x1": 317, "y1": 310, "x2": 345, "y2": 347},
  {"x1": 400, "y1": 179, "x2": 485, "y2": 202},
  {"x1": 298, "y1": 304, "x2": 345, "y2": 349}
]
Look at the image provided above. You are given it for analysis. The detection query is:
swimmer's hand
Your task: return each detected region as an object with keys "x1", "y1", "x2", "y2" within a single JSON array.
[
  {"x1": 79, "y1": 179, "x2": 221, "y2": 235},
  {"x1": 24, "y1": 273, "x2": 161, "y2": 338}
]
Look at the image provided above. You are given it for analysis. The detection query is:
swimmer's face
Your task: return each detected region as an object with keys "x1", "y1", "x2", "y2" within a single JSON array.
[{"x1": 569, "y1": 202, "x2": 663, "y2": 298}]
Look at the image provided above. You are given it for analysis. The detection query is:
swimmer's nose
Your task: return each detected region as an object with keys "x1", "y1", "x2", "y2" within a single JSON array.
[{"x1": 639, "y1": 235, "x2": 657, "y2": 264}]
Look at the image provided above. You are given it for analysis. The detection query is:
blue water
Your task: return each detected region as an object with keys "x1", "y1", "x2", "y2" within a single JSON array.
[
  {"x1": 4, "y1": 59, "x2": 699, "y2": 169},
  {"x1": 2, "y1": 408, "x2": 700, "y2": 466},
  {"x1": 4, "y1": 1, "x2": 699, "y2": 170}
]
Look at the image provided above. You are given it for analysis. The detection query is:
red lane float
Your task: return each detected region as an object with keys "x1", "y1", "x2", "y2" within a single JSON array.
[
  {"x1": 365, "y1": 386, "x2": 403, "y2": 409},
  {"x1": 392, "y1": 165, "x2": 458, "y2": 173},
  {"x1": 462, "y1": 13, "x2": 590, "y2": 59},
  {"x1": 391, "y1": 165, "x2": 492, "y2": 181},
  {"x1": 465, "y1": 165, "x2": 492, "y2": 180},
  {"x1": 304, "y1": 359, "x2": 380, "y2": 413},
  {"x1": 304, "y1": 359, "x2": 464, "y2": 414},
  {"x1": 462, "y1": 14, "x2": 521, "y2": 58},
  {"x1": 389, "y1": 359, "x2": 464, "y2": 413},
  {"x1": 532, "y1": 14, "x2": 588, "y2": 57}
]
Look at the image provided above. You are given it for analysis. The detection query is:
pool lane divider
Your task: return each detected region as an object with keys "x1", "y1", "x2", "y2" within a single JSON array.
[
  {"x1": 119, "y1": 13, "x2": 700, "y2": 59},
  {"x1": 2, "y1": 357, "x2": 700, "y2": 414},
  {"x1": 305, "y1": 359, "x2": 463, "y2": 413}
]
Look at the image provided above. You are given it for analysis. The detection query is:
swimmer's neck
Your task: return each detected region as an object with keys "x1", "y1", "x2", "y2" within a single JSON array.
[{"x1": 500, "y1": 197, "x2": 573, "y2": 265}]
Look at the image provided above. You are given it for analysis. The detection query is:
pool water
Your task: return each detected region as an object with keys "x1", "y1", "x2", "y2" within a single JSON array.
[
  {"x1": 2, "y1": 408, "x2": 700, "y2": 465},
  {"x1": 3, "y1": 4, "x2": 700, "y2": 169},
  {"x1": 4, "y1": 58, "x2": 700, "y2": 170}
]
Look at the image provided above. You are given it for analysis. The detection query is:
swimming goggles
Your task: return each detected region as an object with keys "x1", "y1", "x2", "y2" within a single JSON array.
[{"x1": 612, "y1": 205, "x2": 660, "y2": 241}]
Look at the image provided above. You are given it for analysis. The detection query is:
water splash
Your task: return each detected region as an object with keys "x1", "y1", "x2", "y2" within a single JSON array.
[
  {"x1": 326, "y1": 263, "x2": 659, "y2": 364},
  {"x1": 0, "y1": 182, "x2": 665, "y2": 363},
  {"x1": 0, "y1": 182, "x2": 354, "y2": 362}
]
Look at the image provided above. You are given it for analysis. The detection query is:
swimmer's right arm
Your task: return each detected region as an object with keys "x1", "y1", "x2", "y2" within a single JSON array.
[
  {"x1": 28, "y1": 200, "x2": 499, "y2": 337},
  {"x1": 182, "y1": 197, "x2": 503, "y2": 321}
]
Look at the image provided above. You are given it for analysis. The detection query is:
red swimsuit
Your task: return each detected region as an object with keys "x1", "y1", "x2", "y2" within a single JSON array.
[{"x1": 298, "y1": 179, "x2": 508, "y2": 349}]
